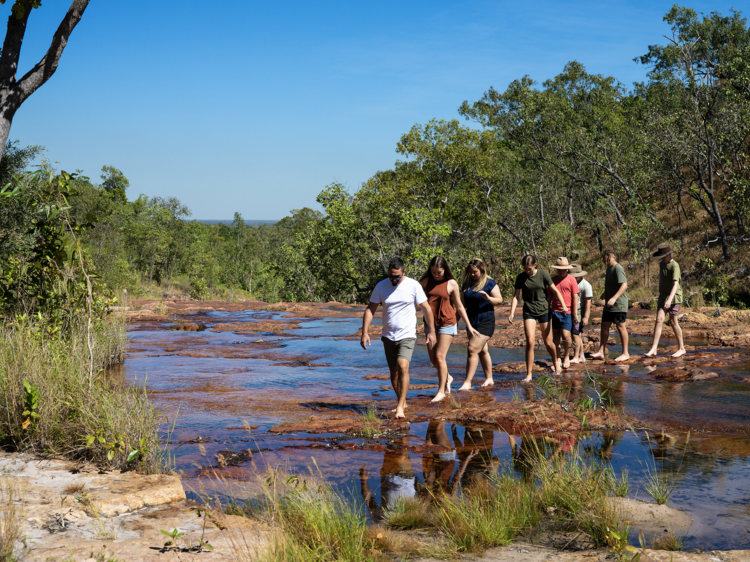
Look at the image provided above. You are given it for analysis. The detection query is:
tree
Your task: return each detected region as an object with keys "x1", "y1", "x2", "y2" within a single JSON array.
[
  {"x1": 0, "y1": 0, "x2": 91, "y2": 161},
  {"x1": 100, "y1": 165, "x2": 129, "y2": 204}
]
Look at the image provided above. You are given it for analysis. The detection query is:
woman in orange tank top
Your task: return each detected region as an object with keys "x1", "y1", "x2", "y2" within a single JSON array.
[{"x1": 420, "y1": 256, "x2": 480, "y2": 403}]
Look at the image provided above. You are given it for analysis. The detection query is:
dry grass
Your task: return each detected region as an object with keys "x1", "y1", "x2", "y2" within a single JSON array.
[
  {"x1": 63, "y1": 482, "x2": 86, "y2": 495},
  {"x1": 0, "y1": 478, "x2": 23, "y2": 561}
]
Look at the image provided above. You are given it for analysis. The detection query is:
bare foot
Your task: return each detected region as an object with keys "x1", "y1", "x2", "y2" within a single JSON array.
[
  {"x1": 481, "y1": 379, "x2": 495, "y2": 388},
  {"x1": 395, "y1": 407, "x2": 406, "y2": 419},
  {"x1": 590, "y1": 352, "x2": 605, "y2": 360},
  {"x1": 521, "y1": 375, "x2": 532, "y2": 383},
  {"x1": 644, "y1": 349, "x2": 658, "y2": 357},
  {"x1": 430, "y1": 392, "x2": 446, "y2": 403},
  {"x1": 458, "y1": 383, "x2": 472, "y2": 391},
  {"x1": 671, "y1": 348, "x2": 686, "y2": 358},
  {"x1": 446, "y1": 375, "x2": 453, "y2": 394},
  {"x1": 613, "y1": 354, "x2": 630, "y2": 362},
  {"x1": 562, "y1": 359, "x2": 571, "y2": 369},
  {"x1": 569, "y1": 357, "x2": 581, "y2": 364},
  {"x1": 391, "y1": 404, "x2": 409, "y2": 413}
]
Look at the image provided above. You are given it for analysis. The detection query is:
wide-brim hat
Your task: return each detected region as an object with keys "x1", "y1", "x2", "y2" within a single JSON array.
[
  {"x1": 569, "y1": 263, "x2": 588, "y2": 277},
  {"x1": 652, "y1": 244, "x2": 674, "y2": 259},
  {"x1": 553, "y1": 256, "x2": 573, "y2": 270}
]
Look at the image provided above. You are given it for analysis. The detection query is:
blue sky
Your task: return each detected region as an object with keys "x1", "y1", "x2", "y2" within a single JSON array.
[{"x1": 8, "y1": 0, "x2": 743, "y2": 219}]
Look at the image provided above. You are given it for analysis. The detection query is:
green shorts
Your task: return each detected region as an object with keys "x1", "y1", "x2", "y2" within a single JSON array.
[{"x1": 381, "y1": 337, "x2": 416, "y2": 370}]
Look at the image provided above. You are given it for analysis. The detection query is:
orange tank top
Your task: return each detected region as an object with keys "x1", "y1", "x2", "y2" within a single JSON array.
[{"x1": 425, "y1": 277, "x2": 457, "y2": 328}]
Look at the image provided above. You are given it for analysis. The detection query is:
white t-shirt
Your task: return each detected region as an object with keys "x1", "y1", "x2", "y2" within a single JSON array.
[
  {"x1": 369, "y1": 277, "x2": 427, "y2": 341},
  {"x1": 577, "y1": 278, "x2": 593, "y2": 318}
]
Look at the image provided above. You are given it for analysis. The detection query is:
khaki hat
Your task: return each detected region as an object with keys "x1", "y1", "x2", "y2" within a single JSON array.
[
  {"x1": 553, "y1": 256, "x2": 573, "y2": 270},
  {"x1": 652, "y1": 244, "x2": 674, "y2": 259},
  {"x1": 570, "y1": 263, "x2": 588, "y2": 277}
]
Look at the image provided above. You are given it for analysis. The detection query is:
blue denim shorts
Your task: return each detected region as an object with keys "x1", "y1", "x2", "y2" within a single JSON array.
[
  {"x1": 425, "y1": 323, "x2": 458, "y2": 336},
  {"x1": 551, "y1": 311, "x2": 573, "y2": 331}
]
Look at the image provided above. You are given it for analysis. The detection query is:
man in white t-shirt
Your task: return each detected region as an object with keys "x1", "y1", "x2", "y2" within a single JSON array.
[
  {"x1": 569, "y1": 264, "x2": 593, "y2": 364},
  {"x1": 361, "y1": 257, "x2": 436, "y2": 419}
]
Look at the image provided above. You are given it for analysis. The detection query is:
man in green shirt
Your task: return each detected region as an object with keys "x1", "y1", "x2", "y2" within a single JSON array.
[
  {"x1": 645, "y1": 244, "x2": 686, "y2": 358},
  {"x1": 591, "y1": 249, "x2": 630, "y2": 362}
]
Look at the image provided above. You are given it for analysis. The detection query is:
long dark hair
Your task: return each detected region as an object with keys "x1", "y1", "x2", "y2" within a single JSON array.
[{"x1": 420, "y1": 256, "x2": 456, "y2": 285}]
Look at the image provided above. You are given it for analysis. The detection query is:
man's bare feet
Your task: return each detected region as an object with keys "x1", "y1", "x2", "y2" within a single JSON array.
[
  {"x1": 672, "y1": 348, "x2": 686, "y2": 358},
  {"x1": 613, "y1": 354, "x2": 630, "y2": 362},
  {"x1": 391, "y1": 404, "x2": 409, "y2": 413},
  {"x1": 395, "y1": 407, "x2": 406, "y2": 419},
  {"x1": 458, "y1": 382, "x2": 472, "y2": 391},
  {"x1": 562, "y1": 359, "x2": 571, "y2": 369},
  {"x1": 569, "y1": 357, "x2": 581, "y2": 364},
  {"x1": 522, "y1": 375, "x2": 532, "y2": 383},
  {"x1": 644, "y1": 349, "x2": 658, "y2": 357},
  {"x1": 446, "y1": 375, "x2": 453, "y2": 394},
  {"x1": 481, "y1": 379, "x2": 495, "y2": 388},
  {"x1": 590, "y1": 351, "x2": 605, "y2": 360},
  {"x1": 430, "y1": 392, "x2": 446, "y2": 403}
]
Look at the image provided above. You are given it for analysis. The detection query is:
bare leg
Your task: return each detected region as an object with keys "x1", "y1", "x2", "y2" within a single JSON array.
[
  {"x1": 461, "y1": 333, "x2": 490, "y2": 390},
  {"x1": 394, "y1": 358, "x2": 410, "y2": 418},
  {"x1": 646, "y1": 309, "x2": 666, "y2": 357},
  {"x1": 613, "y1": 323, "x2": 630, "y2": 362},
  {"x1": 561, "y1": 329, "x2": 572, "y2": 369},
  {"x1": 570, "y1": 333, "x2": 583, "y2": 363},
  {"x1": 540, "y1": 321, "x2": 561, "y2": 375},
  {"x1": 552, "y1": 327, "x2": 562, "y2": 367},
  {"x1": 479, "y1": 342, "x2": 494, "y2": 387},
  {"x1": 431, "y1": 333, "x2": 454, "y2": 403},
  {"x1": 522, "y1": 318, "x2": 537, "y2": 383},
  {"x1": 591, "y1": 321, "x2": 612, "y2": 359},
  {"x1": 671, "y1": 315, "x2": 686, "y2": 358}
]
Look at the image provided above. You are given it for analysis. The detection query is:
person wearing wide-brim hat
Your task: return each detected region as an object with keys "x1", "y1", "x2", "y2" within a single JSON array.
[
  {"x1": 548, "y1": 257, "x2": 580, "y2": 370},
  {"x1": 645, "y1": 244, "x2": 686, "y2": 358},
  {"x1": 569, "y1": 264, "x2": 593, "y2": 364}
]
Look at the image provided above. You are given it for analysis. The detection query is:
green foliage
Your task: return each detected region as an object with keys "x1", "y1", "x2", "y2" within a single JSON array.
[
  {"x1": 21, "y1": 377, "x2": 40, "y2": 430},
  {"x1": 190, "y1": 277, "x2": 208, "y2": 301},
  {"x1": 703, "y1": 273, "x2": 730, "y2": 306}
]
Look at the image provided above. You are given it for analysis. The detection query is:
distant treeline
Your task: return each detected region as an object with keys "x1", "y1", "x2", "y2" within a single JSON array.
[{"x1": 3, "y1": 5, "x2": 750, "y2": 315}]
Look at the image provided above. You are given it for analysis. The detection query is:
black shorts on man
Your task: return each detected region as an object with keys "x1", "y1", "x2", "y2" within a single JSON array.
[{"x1": 602, "y1": 311, "x2": 627, "y2": 325}]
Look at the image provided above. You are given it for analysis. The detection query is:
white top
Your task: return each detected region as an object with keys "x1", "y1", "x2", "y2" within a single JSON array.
[
  {"x1": 577, "y1": 278, "x2": 593, "y2": 318},
  {"x1": 369, "y1": 277, "x2": 427, "y2": 341}
]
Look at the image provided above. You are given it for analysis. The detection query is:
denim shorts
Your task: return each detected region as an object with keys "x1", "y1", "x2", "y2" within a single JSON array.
[
  {"x1": 424, "y1": 323, "x2": 458, "y2": 336},
  {"x1": 551, "y1": 311, "x2": 573, "y2": 331}
]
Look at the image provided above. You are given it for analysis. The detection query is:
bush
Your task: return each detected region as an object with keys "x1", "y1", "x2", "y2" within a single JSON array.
[{"x1": 0, "y1": 318, "x2": 166, "y2": 473}]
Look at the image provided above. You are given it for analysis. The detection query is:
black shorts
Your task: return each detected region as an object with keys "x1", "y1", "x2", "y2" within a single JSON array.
[
  {"x1": 571, "y1": 322, "x2": 585, "y2": 336},
  {"x1": 523, "y1": 311, "x2": 550, "y2": 324},
  {"x1": 470, "y1": 316, "x2": 495, "y2": 337},
  {"x1": 602, "y1": 310, "x2": 627, "y2": 325}
]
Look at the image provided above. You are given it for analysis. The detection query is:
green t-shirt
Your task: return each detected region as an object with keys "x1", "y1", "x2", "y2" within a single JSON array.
[
  {"x1": 658, "y1": 260, "x2": 683, "y2": 305},
  {"x1": 604, "y1": 263, "x2": 628, "y2": 313},
  {"x1": 514, "y1": 269, "x2": 553, "y2": 317}
]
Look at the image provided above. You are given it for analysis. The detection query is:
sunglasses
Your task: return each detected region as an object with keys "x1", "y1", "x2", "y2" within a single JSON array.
[{"x1": 388, "y1": 273, "x2": 404, "y2": 281}]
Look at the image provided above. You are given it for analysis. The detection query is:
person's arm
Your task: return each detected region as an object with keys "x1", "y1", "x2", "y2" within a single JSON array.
[
  {"x1": 449, "y1": 280, "x2": 480, "y2": 338},
  {"x1": 606, "y1": 283, "x2": 628, "y2": 308},
  {"x1": 419, "y1": 301, "x2": 437, "y2": 347},
  {"x1": 509, "y1": 288, "x2": 522, "y2": 323},
  {"x1": 480, "y1": 284, "x2": 503, "y2": 306},
  {"x1": 572, "y1": 292, "x2": 579, "y2": 324},
  {"x1": 582, "y1": 296, "x2": 592, "y2": 327},
  {"x1": 664, "y1": 280, "x2": 679, "y2": 308},
  {"x1": 361, "y1": 302, "x2": 379, "y2": 350}
]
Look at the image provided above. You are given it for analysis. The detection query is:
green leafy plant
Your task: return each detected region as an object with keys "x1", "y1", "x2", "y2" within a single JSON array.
[
  {"x1": 21, "y1": 378, "x2": 40, "y2": 430},
  {"x1": 85, "y1": 430, "x2": 126, "y2": 462},
  {"x1": 126, "y1": 436, "x2": 151, "y2": 463},
  {"x1": 159, "y1": 528, "x2": 185, "y2": 548}
]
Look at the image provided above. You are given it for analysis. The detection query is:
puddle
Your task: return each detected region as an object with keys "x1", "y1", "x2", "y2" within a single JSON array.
[{"x1": 118, "y1": 305, "x2": 750, "y2": 550}]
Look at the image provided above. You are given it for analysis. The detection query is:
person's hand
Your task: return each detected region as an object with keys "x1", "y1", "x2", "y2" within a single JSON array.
[
  {"x1": 562, "y1": 305, "x2": 569, "y2": 314},
  {"x1": 582, "y1": 316, "x2": 589, "y2": 329},
  {"x1": 607, "y1": 298, "x2": 616, "y2": 308},
  {"x1": 665, "y1": 298, "x2": 672, "y2": 309},
  {"x1": 479, "y1": 290, "x2": 490, "y2": 301},
  {"x1": 508, "y1": 315, "x2": 514, "y2": 324},
  {"x1": 469, "y1": 327, "x2": 481, "y2": 339},
  {"x1": 360, "y1": 333, "x2": 371, "y2": 350},
  {"x1": 573, "y1": 315, "x2": 578, "y2": 325},
  {"x1": 426, "y1": 332, "x2": 437, "y2": 347}
]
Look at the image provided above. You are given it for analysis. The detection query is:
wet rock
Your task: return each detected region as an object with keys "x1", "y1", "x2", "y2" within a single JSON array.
[
  {"x1": 269, "y1": 416, "x2": 365, "y2": 435},
  {"x1": 613, "y1": 497, "x2": 692, "y2": 535},
  {"x1": 650, "y1": 367, "x2": 719, "y2": 381},
  {"x1": 364, "y1": 374, "x2": 390, "y2": 380}
]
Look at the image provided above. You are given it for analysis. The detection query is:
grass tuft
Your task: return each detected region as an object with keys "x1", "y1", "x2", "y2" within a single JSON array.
[
  {"x1": 0, "y1": 477, "x2": 23, "y2": 562},
  {"x1": 652, "y1": 530, "x2": 684, "y2": 551},
  {"x1": 383, "y1": 496, "x2": 433, "y2": 529}
]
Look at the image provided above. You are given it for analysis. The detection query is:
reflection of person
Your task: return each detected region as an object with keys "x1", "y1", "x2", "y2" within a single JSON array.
[
  {"x1": 591, "y1": 250, "x2": 630, "y2": 362},
  {"x1": 422, "y1": 421, "x2": 457, "y2": 492},
  {"x1": 361, "y1": 257, "x2": 436, "y2": 418},
  {"x1": 360, "y1": 435, "x2": 416, "y2": 523},
  {"x1": 569, "y1": 264, "x2": 592, "y2": 364},
  {"x1": 509, "y1": 255, "x2": 564, "y2": 381},
  {"x1": 645, "y1": 244, "x2": 686, "y2": 359},
  {"x1": 419, "y1": 256, "x2": 480, "y2": 403},
  {"x1": 453, "y1": 424, "x2": 495, "y2": 485},
  {"x1": 458, "y1": 259, "x2": 503, "y2": 390},
  {"x1": 548, "y1": 257, "x2": 579, "y2": 370}
]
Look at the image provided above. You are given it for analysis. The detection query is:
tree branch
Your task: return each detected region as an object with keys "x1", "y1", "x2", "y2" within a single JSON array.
[{"x1": 0, "y1": 7, "x2": 32, "y2": 85}]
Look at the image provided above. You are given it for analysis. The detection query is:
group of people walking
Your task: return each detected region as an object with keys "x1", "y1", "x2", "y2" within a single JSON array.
[{"x1": 361, "y1": 244, "x2": 686, "y2": 418}]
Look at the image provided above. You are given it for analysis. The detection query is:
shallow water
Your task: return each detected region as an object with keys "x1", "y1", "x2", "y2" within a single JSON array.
[{"x1": 120, "y1": 306, "x2": 750, "y2": 550}]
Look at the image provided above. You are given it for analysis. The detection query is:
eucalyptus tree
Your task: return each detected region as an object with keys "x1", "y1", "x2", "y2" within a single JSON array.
[
  {"x1": 0, "y1": 0, "x2": 91, "y2": 160},
  {"x1": 638, "y1": 5, "x2": 750, "y2": 260}
]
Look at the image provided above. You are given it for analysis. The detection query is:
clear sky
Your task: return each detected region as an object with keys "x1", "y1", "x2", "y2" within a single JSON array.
[{"x1": 7, "y1": 0, "x2": 743, "y2": 219}]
